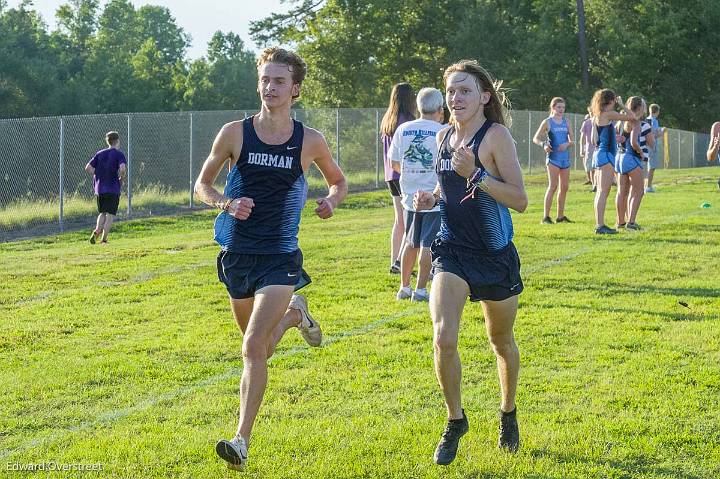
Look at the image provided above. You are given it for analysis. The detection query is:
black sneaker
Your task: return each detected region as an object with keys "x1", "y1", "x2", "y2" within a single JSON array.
[
  {"x1": 433, "y1": 410, "x2": 469, "y2": 465},
  {"x1": 389, "y1": 260, "x2": 400, "y2": 274},
  {"x1": 541, "y1": 216, "x2": 553, "y2": 225},
  {"x1": 594, "y1": 225, "x2": 617, "y2": 235},
  {"x1": 556, "y1": 216, "x2": 573, "y2": 223},
  {"x1": 498, "y1": 408, "x2": 520, "y2": 453}
]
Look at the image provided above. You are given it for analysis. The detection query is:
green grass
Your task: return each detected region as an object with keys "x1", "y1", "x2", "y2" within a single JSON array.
[
  {"x1": 0, "y1": 171, "x2": 384, "y2": 234},
  {"x1": 1, "y1": 167, "x2": 719, "y2": 478}
]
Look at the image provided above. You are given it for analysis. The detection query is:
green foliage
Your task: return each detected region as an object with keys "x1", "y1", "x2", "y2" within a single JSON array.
[
  {"x1": 252, "y1": 0, "x2": 720, "y2": 131},
  {"x1": 0, "y1": 1, "x2": 258, "y2": 118}
]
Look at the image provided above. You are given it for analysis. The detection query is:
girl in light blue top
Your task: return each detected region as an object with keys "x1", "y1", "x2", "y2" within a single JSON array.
[
  {"x1": 533, "y1": 97, "x2": 574, "y2": 224},
  {"x1": 590, "y1": 89, "x2": 637, "y2": 234}
]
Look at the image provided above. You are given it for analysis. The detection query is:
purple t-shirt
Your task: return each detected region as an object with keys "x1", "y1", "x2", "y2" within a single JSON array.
[
  {"x1": 581, "y1": 118, "x2": 595, "y2": 157},
  {"x1": 90, "y1": 148, "x2": 126, "y2": 195},
  {"x1": 382, "y1": 114, "x2": 413, "y2": 181}
]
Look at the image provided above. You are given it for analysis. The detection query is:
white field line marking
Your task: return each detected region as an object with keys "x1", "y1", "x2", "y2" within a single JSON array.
[{"x1": 0, "y1": 307, "x2": 422, "y2": 459}]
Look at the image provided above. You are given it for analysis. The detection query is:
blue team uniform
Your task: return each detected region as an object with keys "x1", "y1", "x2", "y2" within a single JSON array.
[
  {"x1": 592, "y1": 123, "x2": 616, "y2": 169},
  {"x1": 431, "y1": 120, "x2": 523, "y2": 302},
  {"x1": 615, "y1": 133, "x2": 643, "y2": 174},
  {"x1": 546, "y1": 116, "x2": 571, "y2": 169}
]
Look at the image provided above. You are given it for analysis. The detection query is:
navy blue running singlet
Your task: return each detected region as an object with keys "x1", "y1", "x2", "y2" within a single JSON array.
[
  {"x1": 436, "y1": 120, "x2": 514, "y2": 253},
  {"x1": 214, "y1": 116, "x2": 308, "y2": 254}
]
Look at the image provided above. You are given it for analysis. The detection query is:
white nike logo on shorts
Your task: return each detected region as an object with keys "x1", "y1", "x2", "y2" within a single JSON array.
[
  {"x1": 288, "y1": 273, "x2": 298, "y2": 277},
  {"x1": 287, "y1": 146, "x2": 299, "y2": 150}
]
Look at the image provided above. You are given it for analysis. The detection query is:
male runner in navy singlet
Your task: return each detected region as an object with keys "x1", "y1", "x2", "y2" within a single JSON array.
[
  {"x1": 194, "y1": 47, "x2": 347, "y2": 469},
  {"x1": 415, "y1": 61, "x2": 528, "y2": 464}
]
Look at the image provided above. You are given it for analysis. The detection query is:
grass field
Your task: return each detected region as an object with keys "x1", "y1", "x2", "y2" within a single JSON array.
[{"x1": 1, "y1": 168, "x2": 719, "y2": 478}]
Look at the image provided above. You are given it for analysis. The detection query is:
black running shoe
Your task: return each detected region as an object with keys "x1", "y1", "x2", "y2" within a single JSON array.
[
  {"x1": 498, "y1": 408, "x2": 520, "y2": 452},
  {"x1": 541, "y1": 216, "x2": 553, "y2": 225},
  {"x1": 594, "y1": 225, "x2": 618, "y2": 235},
  {"x1": 433, "y1": 410, "x2": 469, "y2": 465},
  {"x1": 389, "y1": 260, "x2": 400, "y2": 274},
  {"x1": 556, "y1": 216, "x2": 573, "y2": 223}
]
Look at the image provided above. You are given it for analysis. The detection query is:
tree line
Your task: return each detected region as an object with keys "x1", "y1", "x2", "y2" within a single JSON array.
[
  {"x1": 0, "y1": 0, "x2": 259, "y2": 118},
  {"x1": 2, "y1": 0, "x2": 718, "y2": 131}
]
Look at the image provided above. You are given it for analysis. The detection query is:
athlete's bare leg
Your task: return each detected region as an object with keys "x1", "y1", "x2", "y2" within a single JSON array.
[{"x1": 431, "y1": 272, "x2": 470, "y2": 420}]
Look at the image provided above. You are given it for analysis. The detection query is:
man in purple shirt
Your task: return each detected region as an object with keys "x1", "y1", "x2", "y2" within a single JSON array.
[{"x1": 84, "y1": 131, "x2": 127, "y2": 244}]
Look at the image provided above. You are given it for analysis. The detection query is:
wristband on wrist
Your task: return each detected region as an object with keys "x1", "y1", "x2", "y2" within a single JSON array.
[{"x1": 216, "y1": 198, "x2": 232, "y2": 211}]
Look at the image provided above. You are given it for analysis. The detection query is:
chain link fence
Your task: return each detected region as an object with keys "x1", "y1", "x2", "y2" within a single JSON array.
[{"x1": 0, "y1": 109, "x2": 712, "y2": 240}]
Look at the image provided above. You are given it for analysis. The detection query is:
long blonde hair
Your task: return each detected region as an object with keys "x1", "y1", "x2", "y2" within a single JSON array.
[
  {"x1": 443, "y1": 60, "x2": 512, "y2": 127},
  {"x1": 380, "y1": 83, "x2": 416, "y2": 137},
  {"x1": 623, "y1": 96, "x2": 643, "y2": 134},
  {"x1": 590, "y1": 89, "x2": 617, "y2": 146}
]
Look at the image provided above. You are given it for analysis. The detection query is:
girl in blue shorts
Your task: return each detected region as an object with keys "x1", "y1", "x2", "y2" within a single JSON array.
[
  {"x1": 614, "y1": 97, "x2": 646, "y2": 230},
  {"x1": 533, "y1": 97, "x2": 573, "y2": 224},
  {"x1": 590, "y1": 89, "x2": 637, "y2": 234}
]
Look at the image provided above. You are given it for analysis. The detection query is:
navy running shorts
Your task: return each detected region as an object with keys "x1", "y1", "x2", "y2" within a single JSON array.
[
  {"x1": 431, "y1": 240, "x2": 523, "y2": 302},
  {"x1": 217, "y1": 249, "x2": 311, "y2": 300}
]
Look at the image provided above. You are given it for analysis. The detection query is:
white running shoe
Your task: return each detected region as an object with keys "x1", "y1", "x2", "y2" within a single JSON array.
[
  {"x1": 216, "y1": 435, "x2": 248, "y2": 469},
  {"x1": 411, "y1": 290, "x2": 429, "y2": 302},
  {"x1": 289, "y1": 294, "x2": 322, "y2": 347},
  {"x1": 396, "y1": 287, "x2": 412, "y2": 300}
]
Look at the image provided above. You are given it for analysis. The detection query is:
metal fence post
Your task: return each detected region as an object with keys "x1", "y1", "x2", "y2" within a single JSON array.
[
  {"x1": 527, "y1": 111, "x2": 532, "y2": 174},
  {"x1": 127, "y1": 114, "x2": 132, "y2": 216},
  {"x1": 375, "y1": 109, "x2": 380, "y2": 188},
  {"x1": 59, "y1": 117, "x2": 65, "y2": 231},
  {"x1": 189, "y1": 112, "x2": 194, "y2": 208},
  {"x1": 692, "y1": 131, "x2": 696, "y2": 168},
  {"x1": 677, "y1": 132, "x2": 681, "y2": 169},
  {"x1": 336, "y1": 108, "x2": 340, "y2": 166}
]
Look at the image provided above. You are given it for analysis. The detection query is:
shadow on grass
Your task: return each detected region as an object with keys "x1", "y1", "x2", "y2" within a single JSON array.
[
  {"x1": 529, "y1": 448, "x2": 709, "y2": 479},
  {"x1": 535, "y1": 301, "x2": 718, "y2": 322}
]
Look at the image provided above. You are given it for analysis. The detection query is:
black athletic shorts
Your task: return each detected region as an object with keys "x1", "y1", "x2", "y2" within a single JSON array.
[
  {"x1": 97, "y1": 194, "x2": 120, "y2": 215},
  {"x1": 387, "y1": 179, "x2": 401, "y2": 197},
  {"x1": 430, "y1": 240, "x2": 523, "y2": 302},
  {"x1": 217, "y1": 249, "x2": 311, "y2": 300}
]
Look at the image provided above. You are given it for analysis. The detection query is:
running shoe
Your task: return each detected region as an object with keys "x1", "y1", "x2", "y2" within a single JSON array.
[
  {"x1": 411, "y1": 290, "x2": 429, "y2": 302},
  {"x1": 625, "y1": 222, "x2": 642, "y2": 230},
  {"x1": 498, "y1": 408, "x2": 520, "y2": 453},
  {"x1": 89, "y1": 230, "x2": 99, "y2": 244},
  {"x1": 556, "y1": 216, "x2": 573, "y2": 223},
  {"x1": 216, "y1": 435, "x2": 248, "y2": 469},
  {"x1": 541, "y1": 216, "x2": 553, "y2": 224},
  {"x1": 396, "y1": 287, "x2": 412, "y2": 300},
  {"x1": 433, "y1": 410, "x2": 469, "y2": 465},
  {"x1": 389, "y1": 260, "x2": 401, "y2": 274},
  {"x1": 645, "y1": 186, "x2": 655, "y2": 193},
  {"x1": 594, "y1": 225, "x2": 618, "y2": 235},
  {"x1": 289, "y1": 294, "x2": 322, "y2": 347},
  {"x1": 590, "y1": 185, "x2": 597, "y2": 192},
  {"x1": 616, "y1": 223, "x2": 626, "y2": 229}
]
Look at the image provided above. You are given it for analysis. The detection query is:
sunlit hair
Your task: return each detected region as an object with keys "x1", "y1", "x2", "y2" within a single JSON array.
[
  {"x1": 257, "y1": 47, "x2": 307, "y2": 100},
  {"x1": 623, "y1": 96, "x2": 643, "y2": 133},
  {"x1": 380, "y1": 83, "x2": 416, "y2": 136},
  {"x1": 549, "y1": 97, "x2": 565, "y2": 115},
  {"x1": 443, "y1": 60, "x2": 511, "y2": 127},
  {"x1": 590, "y1": 89, "x2": 616, "y2": 118},
  {"x1": 106, "y1": 131, "x2": 119, "y2": 145},
  {"x1": 649, "y1": 103, "x2": 660, "y2": 115}
]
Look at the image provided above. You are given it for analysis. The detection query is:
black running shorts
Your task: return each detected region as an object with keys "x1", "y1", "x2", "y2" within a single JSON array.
[
  {"x1": 430, "y1": 240, "x2": 523, "y2": 302},
  {"x1": 96, "y1": 194, "x2": 120, "y2": 215},
  {"x1": 217, "y1": 249, "x2": 311, "y2": 300}
]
